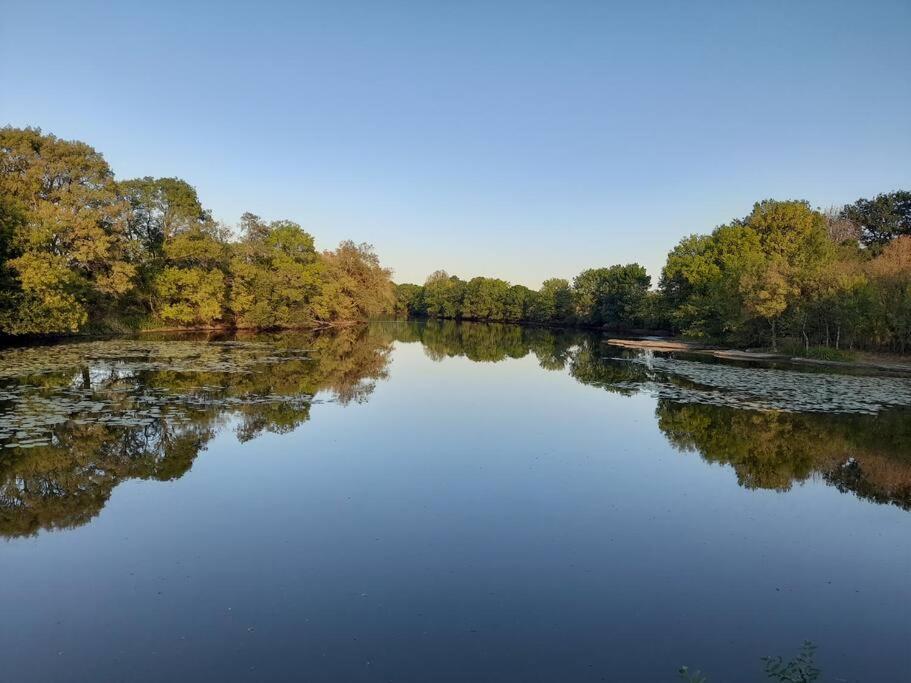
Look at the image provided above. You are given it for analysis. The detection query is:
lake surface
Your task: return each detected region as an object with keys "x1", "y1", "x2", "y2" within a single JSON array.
[{"x1": 1, "y1": 321, "x2": 910, "y2": 682}]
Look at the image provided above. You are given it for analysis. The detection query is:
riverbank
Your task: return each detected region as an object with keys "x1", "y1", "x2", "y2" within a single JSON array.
[
  {"x1": 605, "y1": 337, "x2": 911, "y2": 374},
  {"x1": 0, "y1": 319, "x2": 369, "y2": 348}
]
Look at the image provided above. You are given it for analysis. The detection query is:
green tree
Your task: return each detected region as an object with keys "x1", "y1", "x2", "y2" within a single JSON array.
[
  {"x1": 153, "y1": 220, "x2": 228, "y2": 326},
  {"x1": 230, "y1": 214, "x2": 322, "y2": 328},
  {"x1": 744, "y1": 200, "x2": 834, "y2": 348},
  {"x1": 503, "y1": 284, "x2": 533, "y2": 322},
  {"x1": 740, "y1": 256, "x2": 795, "y2": 350},
  {"x1": 0, "y1": 127, "x2": 136, "y2": 333},
  {"x1": 423, "y1": 270, "x2": 466, "y2": 318},
  {"x1": 119, "y1": 176, "x2": 208, "y2": 257},
  {"x1": 394, "y1": 283, "x2": 425, "y2": 317},
  {"x1": 842, "y1": 190, "x2": 911, "y2": 249},
  {"x1": 311, "y1": 241, "x2": 395, "y2": 322},
  {"x1": 573, "y1": 264, "x2": 651, "y2": 328},
  {"x1": 530, "y1": 278, "x2": 574, "y2": 323},
  {"x1": 120, "y1": 176, "x2": 210, "y2": 313},
  {"x1": 462, "y1": 277, "x2": 511, "y2": 320}
]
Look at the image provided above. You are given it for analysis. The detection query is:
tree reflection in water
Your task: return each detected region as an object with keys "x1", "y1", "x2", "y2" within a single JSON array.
[
  {"x1": 0, "y1": 325, "x2": 392, "y2": 537},
  {"x1": 1, "y1": 320, "x2": 909, "y2": 538}
]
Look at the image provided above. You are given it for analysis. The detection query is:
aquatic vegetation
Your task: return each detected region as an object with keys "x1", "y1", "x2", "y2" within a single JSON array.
[
  {"x1": 0, "y1": 329, "x2": 394, "y2": 537},
  {"x1": 680, "y1": 641, "x2": 821, "y2": 683},
  {"x1": 2, "y1": 322, "x2": 911, "y2": 540},
  {"x1": 0, "y1": 340, "x2": 316, "y2": 448},
  {"x1": 615, "y1": 353, "x2": 911, "y2": 414}
]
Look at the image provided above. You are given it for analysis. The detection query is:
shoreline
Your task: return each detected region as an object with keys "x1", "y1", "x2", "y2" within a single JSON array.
[{"x1": 605, "y1": 337, "x2": 911, "y2": 374}]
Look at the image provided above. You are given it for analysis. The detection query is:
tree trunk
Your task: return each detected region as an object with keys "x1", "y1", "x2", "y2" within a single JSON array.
[{"x1": 770, "y1": 318, "x2": 777, "y2": 351}]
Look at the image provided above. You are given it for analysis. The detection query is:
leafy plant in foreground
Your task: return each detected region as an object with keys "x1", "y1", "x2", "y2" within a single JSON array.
[{"x1": 679, "y1": 641, "x2": 821, "y2": 682}]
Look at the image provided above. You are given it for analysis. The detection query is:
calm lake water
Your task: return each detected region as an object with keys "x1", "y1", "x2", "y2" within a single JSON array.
[{"x1": 1, "y1": 321, "x2": 910, "y2": 682}]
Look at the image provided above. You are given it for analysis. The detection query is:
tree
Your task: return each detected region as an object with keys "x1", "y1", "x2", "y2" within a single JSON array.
[
  {"x1": 0, "y1": 127, "x2": 136, "y2": 333},
  {"x1": 313, "y1": 241, "x2": 394, "y2": 322},
  {"x1": 504, "y1": 284, "x2": 533, "y2": 322},
  {"x1": 531, "y1": 278, "x2": 574, "y2": 323},
  {"x1": 867, "y1": 236, "x2": 911, "y2": 352},
  {"x1": 842, "y1": 190, "x2": 911, "y2": 249},
  {"x1": 740, "y1": 256, "x2": 795, "y2": 350},
  {"x1": 0, "y1": 192, "x2": 25, "y2": 331},
  {"x1": 120, "y1": 176, "x2": 210, "y2": 314},
  {"x1": 744, "y1": 200, "x2": 834, "y2": 348},
  {"x1": 153, "y1": 220, "x2": 228, "y2": 326},
  {"x1": 119, "y1": 176, "x2": 208, "y2": 258},
  {"x1": 823, "y1": 205, "x2": 860, "y2": 245},
  {"x1": 746, "y1": 200, "x2": 831, "y2": 269},
  {"x1": 462, "y1": 277, "x2": 511, "y2": 321},
  {"x1": 394, "y1": 283, "x2": 425, "y2": 317},
  {"x1": 573, "y1": 264, "x2": 650, "y2": 328},
  {"x1": 153, "y1": 266, "x2": 226, "y2": 326},
  {"x1": 230, "y1": 217, "x2": 322, "y2": 328},
  {"x1": 423, "y1": 270, "x2": 465, "y2": 318}
]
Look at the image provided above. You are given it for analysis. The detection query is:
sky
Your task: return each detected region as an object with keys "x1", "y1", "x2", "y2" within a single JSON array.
[{"x1": 1, "y1": 0, "x2": 909, "y2": 287}]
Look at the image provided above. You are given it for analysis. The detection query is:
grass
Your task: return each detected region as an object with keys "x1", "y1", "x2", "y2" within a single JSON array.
[{"x1": 779, "y1": 342, "x2": 857, "y2": 362}]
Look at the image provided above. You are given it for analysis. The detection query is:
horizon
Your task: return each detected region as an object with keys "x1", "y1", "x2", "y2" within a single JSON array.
[{"x1": 1, "y1": 0, "x2": 909, "y2": 287}]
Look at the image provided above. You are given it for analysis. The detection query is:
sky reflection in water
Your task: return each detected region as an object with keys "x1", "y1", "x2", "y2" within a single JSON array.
[{"x1": 0, "y1": 321, "x2": 909, "y2": 682}]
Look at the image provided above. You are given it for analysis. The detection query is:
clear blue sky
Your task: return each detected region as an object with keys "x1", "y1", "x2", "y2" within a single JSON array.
[{"x1": 1, "y1": 0, "x2": 908, "y2": 287}]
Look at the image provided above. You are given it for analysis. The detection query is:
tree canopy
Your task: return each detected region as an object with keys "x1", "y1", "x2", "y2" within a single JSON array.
[
  {"x1": 0, "y1": 127, "x2": 395, "y2": 335},
  {"x1": 394, "y1": 195, "x2": 910, "y2": 353},
  {"x1": 2, "y1": 127, "x2": 908, "y2": 352}
]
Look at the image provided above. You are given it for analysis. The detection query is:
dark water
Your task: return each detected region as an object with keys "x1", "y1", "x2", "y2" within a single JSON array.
[{"x1": 1, "y1": 321, "x2": 910, "y2": 682}]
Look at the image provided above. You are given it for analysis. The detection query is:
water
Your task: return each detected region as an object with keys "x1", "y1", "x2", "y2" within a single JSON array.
[{"x1": 1, "y1": 321, "x2": 909, "y2": 682}]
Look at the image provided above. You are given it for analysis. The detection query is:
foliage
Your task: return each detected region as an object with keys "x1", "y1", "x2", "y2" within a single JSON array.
[
  {"x1": 573, "y1": 263, "x2": 651, "y2": 328},
  {"x1": 2, "y1": 126, "x2": 908, "y2": 351},
  {"x1": 315, "y1": 241, "x2": 395, "y2": 322},
  {"x1": 422, "y1": 270, "x2": 466, "y2": 319},
  {"x1": 154, "y1": 266, "x2": 226, "y2": 326},
  {"x1": 677, "y1": 666, "x2": 707, "y2": 683},
  {"x1": 761, "y1": 641, "x2": 821, "y2": 682},
  {"x1": 395, "y1": 265, "x2": 649, "y2": 329},
  {"x1": 119, "y1": 176, "x2": 208, "y2": 258},
  {"x1": 779, "y1": 342, "x2": 856, "y2": 362},
  {"x1": 533, "y1": 278, "x2": 574, "y2": 323},
  {"x1": 660, "y1": 198, "x2": 910, "y2": 352},
  {"x1": 0, "y1": 127, "x2": 394, "y2": 335},
  {"x1": 842, "y1": 190, "x2": 911, "y2": 248},
  {"x1": 866, "y1": 236, "x2": 911, "y2": 351},
  {"x1": 680, "y1": 641, "x2": 821, "y2": 683},
  {"x1": 0, "y1": 127, "x2": 135, "y2": 333},
  {"x1": 230, "y1": 213, "x2": 322, "y2": 328}
]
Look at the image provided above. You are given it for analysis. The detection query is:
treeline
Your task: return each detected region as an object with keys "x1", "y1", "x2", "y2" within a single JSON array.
[
  {"x1": 395, "y1": 263, "x2": 658, "y2": 330},
  {"x1": 3, "y1": 127, "x2": 909, "y2": 350},
  {"x1": 396, "y1": 195, "x2": 911, "y2": 352},
  {"x1": 0, "y1": 127, "x2": 395, "y2": 335}
]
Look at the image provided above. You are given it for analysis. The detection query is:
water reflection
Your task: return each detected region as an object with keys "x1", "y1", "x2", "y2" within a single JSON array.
[
  {"x1": 0, "y1": 326, "x2": 392, "y2": 537},
  {"x1": 1, "y1": 320, "x2": 910, "y2": 538}
]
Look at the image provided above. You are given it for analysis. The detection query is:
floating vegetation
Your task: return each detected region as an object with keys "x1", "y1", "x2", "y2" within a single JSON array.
[
  {"x1": 0, "y1": 340, "x2": 316, "y2": 448},
  {"x1": 0, "y1": 330, "x2": 395, "y2": 537},
  {"x1": 0, "y1": 339, "x2": 310, "y2": 380},
  {"x1": 613, "y1": 354, "x2": 911, "y2": 414}
]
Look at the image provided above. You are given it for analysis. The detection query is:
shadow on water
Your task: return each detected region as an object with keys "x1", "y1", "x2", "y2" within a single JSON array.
[{"x1": 1, "y1": 319, "x2": 910, "y2": 538}]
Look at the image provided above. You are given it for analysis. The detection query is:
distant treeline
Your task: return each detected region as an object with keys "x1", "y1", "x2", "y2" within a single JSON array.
[
  {"x1": 0, "y1": 127, "x2": 394, "y2": 335},
  {"x1": 396, "y1": 195, "x2": 911, "y2": 352},
  {"x1": 2, "y1": 126, "x2": 909, "y2": 350}
]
